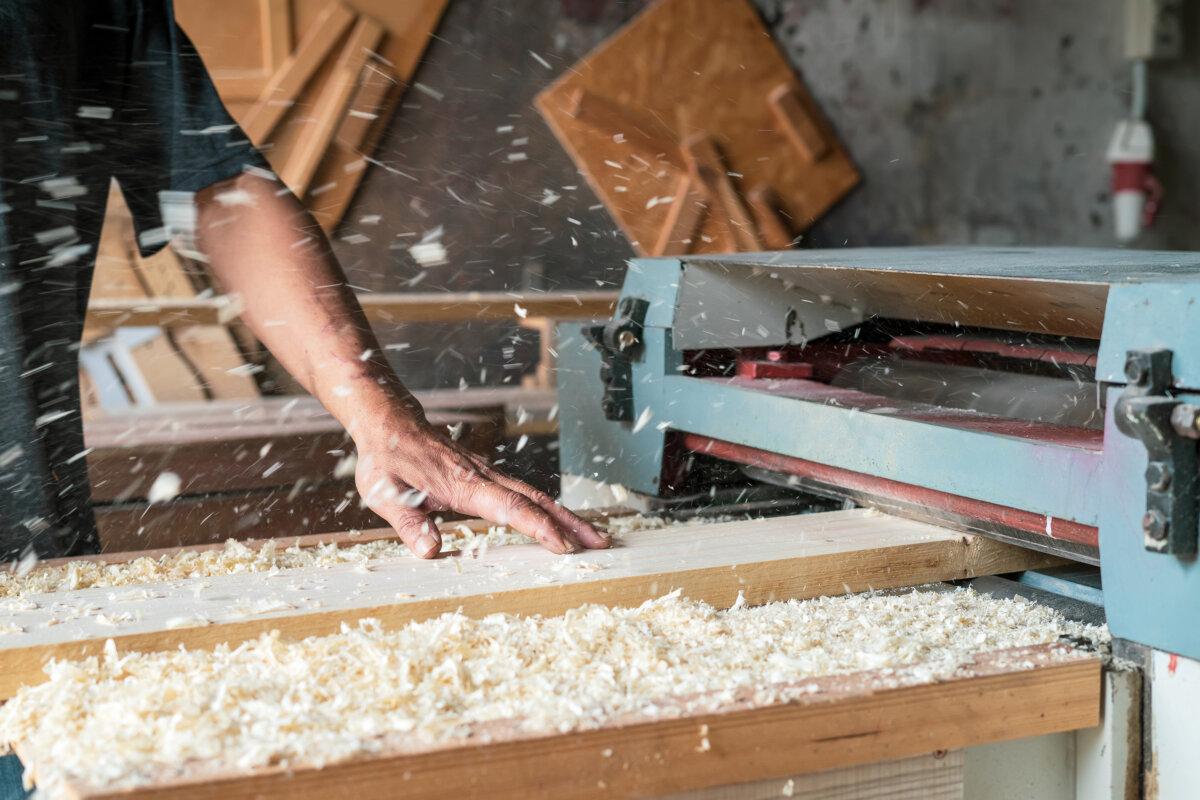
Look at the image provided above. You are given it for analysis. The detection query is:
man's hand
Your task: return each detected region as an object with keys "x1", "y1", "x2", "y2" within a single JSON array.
[
  {"x1": 353, "y1": 418, "x2": 609, "y2": 558},
  {"x1": 196, "y1": 172, "x2": 605, "y2": 558}
]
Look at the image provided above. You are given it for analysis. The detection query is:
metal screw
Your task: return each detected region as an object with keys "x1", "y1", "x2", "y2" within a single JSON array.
[
  {"x1": 1143, "y1": 509, "x2": 1169, "y2": 540},
  {"x1": 1171, "y1": 404, "x2": 1200, "y2": 440},
  {"x1": 1125, "y1": 356, "x2": 1147, "y2": 384},
  {"x1": 1146, "y1": 462, "x2": 1172, "y2": 491},
  {"x1": 616, "y1": 330, "x2": 638, "y2": 350}
]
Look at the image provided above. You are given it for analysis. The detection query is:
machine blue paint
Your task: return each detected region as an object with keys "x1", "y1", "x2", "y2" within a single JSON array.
[{"x1": 558, "y1": 247, "x2": 1200, "y2": 660}]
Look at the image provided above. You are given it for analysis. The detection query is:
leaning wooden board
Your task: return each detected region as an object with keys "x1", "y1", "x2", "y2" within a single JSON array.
[
  {"x1": 16, "y1": 643, "x2": 1098, "y2": 799},
  {"x1": 0, "y1": 510, "x2": 1061, "y2": 699}
]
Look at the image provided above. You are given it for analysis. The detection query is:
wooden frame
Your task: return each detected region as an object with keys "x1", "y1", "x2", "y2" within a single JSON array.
[{"x1": 21, "y1": 644, "x2": 1099, "y2": 799}]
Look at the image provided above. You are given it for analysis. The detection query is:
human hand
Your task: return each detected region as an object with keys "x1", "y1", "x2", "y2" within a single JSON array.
[{"x1": 353, "y1": 420, "x2": 610, "y2": 559}]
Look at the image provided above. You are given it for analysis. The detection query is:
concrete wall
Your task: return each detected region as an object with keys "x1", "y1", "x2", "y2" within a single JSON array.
[{"x1": 332, "y1": 0, "x2": 1200, "y2": 389}]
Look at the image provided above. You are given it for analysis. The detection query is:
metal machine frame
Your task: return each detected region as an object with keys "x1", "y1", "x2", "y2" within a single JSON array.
[{"x1": 559, "y1": 247, "x2": 1200, "y2": 659}]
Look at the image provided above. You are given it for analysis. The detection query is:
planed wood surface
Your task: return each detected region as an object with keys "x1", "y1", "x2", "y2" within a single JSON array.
[
  {"x1": 536, "y1": 0, "x2": 859, "y2": 256},
  {"x1": 26, "y1": 644, "x2": 1098, "y2": 799},
  {"x1": 0, "y1": 510, "x2": 1062, "y2": 699}
]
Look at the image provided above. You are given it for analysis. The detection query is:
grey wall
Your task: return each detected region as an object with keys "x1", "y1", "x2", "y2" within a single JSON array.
[{"x1": 332, "y1": 0, "x2": 1200, "y2": 389}]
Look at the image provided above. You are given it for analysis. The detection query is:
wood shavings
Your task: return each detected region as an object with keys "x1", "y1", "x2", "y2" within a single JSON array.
[
  {"x1": 0, "y1": 514, "x2": 699, "y2": 600},
  {"x1": 0, "y1": 588, "x2": 1104, "y2": 796}
]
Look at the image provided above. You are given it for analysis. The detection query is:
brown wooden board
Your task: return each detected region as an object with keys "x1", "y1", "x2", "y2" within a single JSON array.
[
  {"x1": 356, "y1": 289, "x2": 618, "y2": 323},
  {"x1": 536, "y1": 0, "x2": 859, "y2": 256},
  {"x1": 22, "y1": 644, "x2": 1098, "y2": 799},
  {"x1": 0, "y1": 510, "x2": 1062, "y2": 699}
]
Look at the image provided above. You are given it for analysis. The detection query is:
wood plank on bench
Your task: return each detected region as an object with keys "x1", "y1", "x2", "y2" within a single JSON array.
[{"x1": 0, "y1": 510, "x2": 1061, "y2": 699}]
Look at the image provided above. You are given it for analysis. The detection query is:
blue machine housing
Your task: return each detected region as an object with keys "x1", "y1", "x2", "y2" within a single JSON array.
[{"x1": 558, "y1": 247, "x2": 1200, "y2": 659}]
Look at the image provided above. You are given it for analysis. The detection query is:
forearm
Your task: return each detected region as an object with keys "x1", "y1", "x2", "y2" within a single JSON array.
[{"x1": 195, "y1": 173, "x2": 423, "y2": 439}]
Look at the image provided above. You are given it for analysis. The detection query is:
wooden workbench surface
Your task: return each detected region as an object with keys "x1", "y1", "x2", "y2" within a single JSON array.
[{"x1": 0, "y1": 510, "x2": 1059, "y2": 699}]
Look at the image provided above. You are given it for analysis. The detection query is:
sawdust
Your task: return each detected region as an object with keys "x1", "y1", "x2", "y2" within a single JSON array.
[
  {"x1": 0, "y1": 514, "x2": 701, "y2": 600},
  {"x1": 0, "y1": 588, "x2": 1105, "y2": 796}
]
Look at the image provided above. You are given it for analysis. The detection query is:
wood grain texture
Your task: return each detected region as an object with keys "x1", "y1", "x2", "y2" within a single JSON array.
[
  {"x1": 356, "y1": 290, "x2": 618, "y2": 323},
  {"x1": 0, "y1": 510, "x2": 1061, "y2": 699},
  {"x1": 33, "y1": 644, "x2": 1098, "y2": 799},
  {"x1": 536, "y1": 0, "x2": 859, "y2": 255}
]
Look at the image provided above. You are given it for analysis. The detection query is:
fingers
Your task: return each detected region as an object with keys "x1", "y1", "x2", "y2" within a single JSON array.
[
  {"x1": 361, "y1": 476, "x2": 441, "y2": 558},
  {"x1": 483, "y1": 469, "x2": 610, "y2": 550},
  {"x1": 457, "y1": 480, "x2": 577, "y2": 555}
]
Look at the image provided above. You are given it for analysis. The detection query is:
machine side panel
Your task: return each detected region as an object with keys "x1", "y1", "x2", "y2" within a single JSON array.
[
  {"x1": 1100, "y1": 385, "x2": 1200, "y2": 659},
  {"x1": 1097, "y1": 281, "x2": 1200, "y2": 389}
]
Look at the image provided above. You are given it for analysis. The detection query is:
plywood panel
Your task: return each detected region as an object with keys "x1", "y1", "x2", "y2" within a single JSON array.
[{"x1": 536, "y1": 0, "x2": 859, "y2": 255}]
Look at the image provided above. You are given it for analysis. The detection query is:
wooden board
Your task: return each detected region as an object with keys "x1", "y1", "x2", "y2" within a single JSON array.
[
  {"x1": 357, "y1": 290, "x2": 618, "y2": 323},
  {"x1": 85, "y1": 407, "x2": 500, "y2": 503},
  {"x1": 536, "y1": 0, "x2": 859, "y2": 256},
  {"x1": 19, "y1": 644, "x2": 1098, "y2": 799},
  {"x1": 0, "y1": 510, "x2": 1061, "y2": 699},
  {"x1": 84, "y1": 296, "x2": 244, "y2": 328},
  {"x1": 175, "y1": 0, "x2": 294, "y2": 102}
]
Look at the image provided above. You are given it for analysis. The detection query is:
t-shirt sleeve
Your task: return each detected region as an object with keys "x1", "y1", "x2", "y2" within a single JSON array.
[{"x1": 113, "y1": 0, "x2": 273, "y2": 256}]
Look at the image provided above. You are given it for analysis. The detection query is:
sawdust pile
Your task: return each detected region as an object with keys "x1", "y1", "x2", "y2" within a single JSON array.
[
  {"x1": 0, "y1": 588, "x2": 1104, "y2": 795},
  {"x1": 0, "y1": 514, "x2": 695, "y2": 599}
]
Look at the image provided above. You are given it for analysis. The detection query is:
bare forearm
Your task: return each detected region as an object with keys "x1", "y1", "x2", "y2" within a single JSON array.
[
  {"x1": 192, "y1": 171, "x2": 607, "y2": 558},
  {"x1": 195, "y1": 173, "x2": 421, "y2": 437}
]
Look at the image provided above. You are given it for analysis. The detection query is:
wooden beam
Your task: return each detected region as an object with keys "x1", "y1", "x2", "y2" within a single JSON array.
[
  {"x1": 682, "y1": 134, "x2": 763, "y2": 250},
  {"x1": 85, "y1": 296, "x2": 244, "y2": 328},
  {"x1": 0, "y1": 510, "x2": 1062, "y2": 698},
  {"x1": 564, "y1": 88, "x2": 685, "y2": 171},
  {"x1": 241, "y1": 2, "x2": 357, "y2": 144},
  {"x1": 768, "y1": 82, "x2": 829, "y2": 163},
  {"x1": 357, "y1": 290, "x2": 618, "y2": 323},
  {"x1": 24, "y1": 644, "x2": 1099, "y2": 799},
  {"x1": 651, "y1": 174, "x2": 708, "y2": 256},
  {"x1": 278, "y1": 16, "x2": 384, "y2": 194}
]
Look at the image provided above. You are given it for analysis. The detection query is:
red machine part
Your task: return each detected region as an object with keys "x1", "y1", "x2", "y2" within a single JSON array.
[{"x1": 680, "y1": 433, "x2": 1100, "y2": 548}]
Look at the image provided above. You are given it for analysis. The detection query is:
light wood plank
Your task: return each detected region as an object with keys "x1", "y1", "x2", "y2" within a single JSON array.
[
  {"x1": 356, "y1": 290, "x2": 618, "y2": 323},
  {"x1": 241, "y1": 2, "x2": 357, "y2": 143},
  {"x1": 0, "y1": 510, "x2": 1061, "y2": 699},
  {"x1": 28, "y1": 644, "x2": 1098, "y2": 799},
  {"x1": 85, "y1": 296, "x2": 244, "y2": 328},
  {"x1": 278, "y1": 16, "x2": 384, "y2": 194}
]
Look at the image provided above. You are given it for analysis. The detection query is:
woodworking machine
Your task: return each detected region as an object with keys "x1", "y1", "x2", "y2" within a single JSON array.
[{"x1": 558, "y1": 247, "x2": 1200, "y2": 660}]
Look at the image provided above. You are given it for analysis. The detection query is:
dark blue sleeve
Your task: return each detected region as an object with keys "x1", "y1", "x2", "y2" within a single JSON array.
[{"x1": 112, "y1": 0, "x2": 272, "y2": 256}]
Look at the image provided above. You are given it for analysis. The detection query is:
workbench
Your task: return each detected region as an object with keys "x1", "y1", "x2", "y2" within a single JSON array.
[{"x1": 0, "y1": 510, "x2": 1106, "y2": 798}]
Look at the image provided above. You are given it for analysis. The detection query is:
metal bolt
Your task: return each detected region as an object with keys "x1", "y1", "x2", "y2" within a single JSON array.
[
  {"x1": 616, "y1": 330, "x2": 638, "y2": 350},
  {"x1": 1143, "y1": 509, "x2": 1169, "y2": 540},
  {"x1": 1171, "y1": 404, "x2": 1200, "y2": 439},
  {"x1": 1125, "y1": 356, "x2": 1147, "y2": 384},
  {"x1": 1146, "y1": 462, "x2": 1172, "y2": 491}
]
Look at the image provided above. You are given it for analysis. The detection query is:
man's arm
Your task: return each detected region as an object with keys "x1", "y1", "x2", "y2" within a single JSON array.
[{"x1": 194, "y1": 172, "x2": 609, "y2": 558}]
